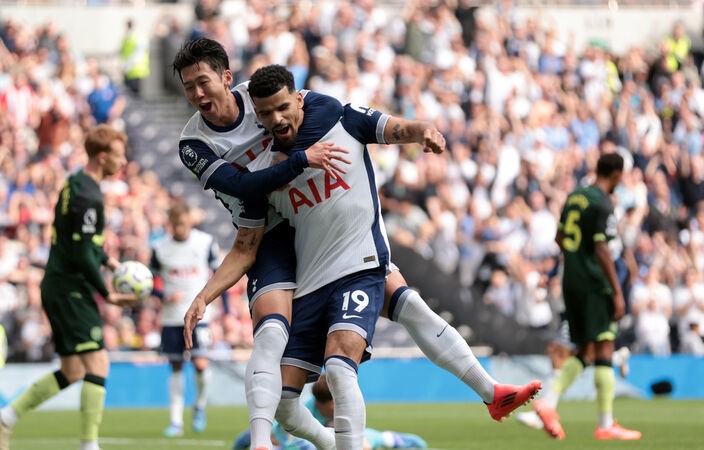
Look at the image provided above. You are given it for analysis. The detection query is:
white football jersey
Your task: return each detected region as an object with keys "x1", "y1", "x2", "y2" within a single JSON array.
[
  {"x1": 179, "y1": 81, "x2": 295, "y2": 231},
  {"x1": 245, "y1": 93, "x2": 391, "y2": 298},
  {"x1": 151, "y1": 229, "x2": 219, "y2": 325}
]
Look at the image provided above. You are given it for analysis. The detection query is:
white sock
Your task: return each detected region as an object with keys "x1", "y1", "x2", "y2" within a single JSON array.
[
  {"x1": 275, "y1": 390, "x2": 335, "y2": 450},
  {"x1": 0, "y1": 406, "x2": 18, "y2": 428},
  {"x1": 79, "y1": 440, "x2": 100, "y2": 450},
  {"x1": 461, "y1": 363, "x2": 497, "y2": 404},
  {"x1": 393, "y1": 288, "x2": 497, "y2": 403},
  {"x1": 381, "y1": 431, "x2": 396, "y2": 447},
  {"x1": 325, "y1": 357, "x2": 365, "y2": 450},
  {"x1": 599, "y1": 412, "x2": 614, "y2": 429},
  {"x1": 250, "y1": 419, "x2": 273, "y2": 448},
  {"x1": 542, "y1": 390, "x2": 560, "y2": 409},
  {"x1": 169, "y1": 370, "x2": 184, "y2": 427},
  {"x1": 194, "y1": 367, "x2": 210, "y2": 411},
  {"x1": 246, "y1": 317, "x2": 289, "y2": 449}
]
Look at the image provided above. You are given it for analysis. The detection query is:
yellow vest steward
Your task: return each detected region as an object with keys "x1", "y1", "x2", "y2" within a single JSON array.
[
  {"x1": 665, "y1": 36, "x2": 690, "y2": 72},
  {"x1": 121, "y1": 33, "x2": 150, "y2": 80}
]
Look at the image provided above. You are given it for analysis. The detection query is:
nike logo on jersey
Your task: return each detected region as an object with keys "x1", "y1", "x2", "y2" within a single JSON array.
[
  {"x1": 436, "y1": 324, "x2": 448, "y2": 338},
  {"x1": 342, "y1": 313, "x2": 362, "y2": 320}
]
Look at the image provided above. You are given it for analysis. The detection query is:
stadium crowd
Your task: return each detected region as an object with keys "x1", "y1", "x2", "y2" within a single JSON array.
[
  {"x1": 2, "y1": 0, "x2": 704, "y2": 362},
  {"x1": 0, "y1": 14, "x2": 254, "y2": 362}
]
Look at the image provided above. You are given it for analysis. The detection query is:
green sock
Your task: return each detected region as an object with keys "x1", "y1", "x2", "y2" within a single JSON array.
[
  {"x1": 551, "y1": 356, "x2": 585, "y2": 396},
  {"x1": 80, "y1": 375, "x2": 106, "y2": 442},
  {"x1": 594, "y1": 364, "x2": 615, "y2": 416},
  {"x1": 11, "y1": 371, "x2": 67, "y2": 417}
]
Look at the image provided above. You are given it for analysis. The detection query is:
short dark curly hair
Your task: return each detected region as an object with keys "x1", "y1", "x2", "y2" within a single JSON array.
[
  {"x1": 596, "y1": 152, "x2": 624, "y2": 177},
  {"x1": 172, "y1": 38, "x2": 229, "y2": 81},
  {"x1": 248, "y1": 64, "x2": 295, "y2": 99}
]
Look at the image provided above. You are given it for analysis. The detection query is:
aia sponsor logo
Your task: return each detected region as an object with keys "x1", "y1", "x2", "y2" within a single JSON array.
[{"x1": 288, "y1": 173, "x2": 350, "y2": 213}]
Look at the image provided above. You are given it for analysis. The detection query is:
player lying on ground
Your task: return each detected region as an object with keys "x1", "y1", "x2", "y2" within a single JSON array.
[{"x1": 232, "y1": 374, "x2": 427, "y2": 450}]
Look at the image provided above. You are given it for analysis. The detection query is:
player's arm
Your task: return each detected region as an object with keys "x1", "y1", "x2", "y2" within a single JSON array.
[
  {"x1": 183, "y1": 225, "x2": 264, "y2": 348},
  {"x1": 67, "y1": 195, "x2": 112, "y2": 299},
  {"x1": 555, "y1": 228, "x2": 565, "y2": 250},
  {"x1": 69, "y1": 199, "x2": 137, "y2": 306},
  {"x1": 594, "y1": 202, "x2": 625, "y2": 320},
  {"x1": 104, "y1": 256, "x2": 121, "y2": 271},
  {"x1": 340, "y1": 103, "x2": 445, "y2": 154},
  {"x1": 148, "y1": 247, "x2": 165, "y2": 301},
  {"x1": 383, "y1": 116, "x2": 446, "y2": 154},
  {"x1": 595, "y1": 240, "x2": 625, "y2": 320},
  {"x1": 179, "y1": 140, "x2": 348, "y2": 201}
]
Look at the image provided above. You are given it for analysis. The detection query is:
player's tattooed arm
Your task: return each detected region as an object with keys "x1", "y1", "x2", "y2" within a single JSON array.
[
  {"x1": 234, "y1": 226, "x2": 264, "y2": 255},
  {"x1": 185, "y1": 226, "x2": 265, "y2": 346},
  {"x1": 383, "y1": 117, "x2": 446, "y2": 154},
  {"x1": 390, "y1": 122, "x2": 408, "y2": 142}
]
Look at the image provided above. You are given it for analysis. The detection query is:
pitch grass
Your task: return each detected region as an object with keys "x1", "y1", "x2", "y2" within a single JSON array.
[{"x1": 7, "y1": 399, "x2": 704, "y2": 449}]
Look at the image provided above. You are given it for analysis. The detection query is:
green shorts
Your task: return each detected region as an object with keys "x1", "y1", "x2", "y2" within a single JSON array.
[
  {"x1": 41, "y1": 275, "x2": 104, "y2": 356},
  {"x1": 563, "y1": 288, "x2": 618, "y2": 346}
]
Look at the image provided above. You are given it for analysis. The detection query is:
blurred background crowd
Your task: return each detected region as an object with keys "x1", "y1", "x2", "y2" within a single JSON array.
[{"x1": 2, "y1": 0, "x2": 704, "y2": 363}]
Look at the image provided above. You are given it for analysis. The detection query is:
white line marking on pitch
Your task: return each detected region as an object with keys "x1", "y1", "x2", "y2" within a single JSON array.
[
  {"x1": 16, "y1": 437, "x2": 228, "y2": 447},
  {"x1": 18, "y1": 437, "x2": 447, "y2": 449}
]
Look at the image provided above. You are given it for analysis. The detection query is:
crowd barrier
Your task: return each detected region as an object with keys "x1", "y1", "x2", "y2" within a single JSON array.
[{"x1": 1, "y1": 354, "x2": 701, "y2": 410}]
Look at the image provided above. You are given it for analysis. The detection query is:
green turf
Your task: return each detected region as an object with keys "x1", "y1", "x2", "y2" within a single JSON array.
[{"x1": 7, "y1": 399, "x2": 704, "y2": 449}]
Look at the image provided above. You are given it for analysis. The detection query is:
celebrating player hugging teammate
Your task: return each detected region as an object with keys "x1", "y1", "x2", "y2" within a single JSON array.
[{"x1": 173, "y1": 38, "x2": 540, "y2": 450}]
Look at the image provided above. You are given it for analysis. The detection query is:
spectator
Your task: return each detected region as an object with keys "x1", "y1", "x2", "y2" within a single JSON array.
[
  {"x1": 679, "y1": 322, "x2": 704, "y2": 356},
  {"x1": 631, "y1": 265, "x2": 673, "y2": 355},
  {"x1": 383, "y1": 189, "x2": 435, "y2": 258},
  {"x1": 119, "y1": 19, "x2": 150, "y2": 98},
  {"x1": 663, "y1": 21, "x2": 691, "y2": 73},
  {"x1": 672, "y1": 268, "x2": 704, "y2": 345},
  {"x1": 7, "y1": 7, "x2": 704, "y2": 361},
  {"x1": 86, "y1": 64, "x2": 125, "y2": 127},
  {"x1": 483, "y1": 268, "x2": 514, "y2": 317}
]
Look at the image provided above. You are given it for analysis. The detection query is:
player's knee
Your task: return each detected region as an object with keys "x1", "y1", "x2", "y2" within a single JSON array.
[
  {"x1": 325, "y1": 331, "x2": 366, "y2": 362},
  {"x1": 575, "y1": 354, "x2": 590, "y2": 367},
  {"x1": 324, "y1": 356, "x2": 358, "y2": 391},
  {"x1": 280, "y1": 365, "x2": 309, "y2": 390},
  {"x1": 192, "y1": 357, "x2": 209, "y2": 372},
  {"x1": 385, "y1": 285, "x2": 410, "y2": 320},
  {"x1": 53, "y1": 370, "x2": 73, "y2": 389},
  {"x1": 84, "y1": 373, "x2": 106, "y2": 387},
  {"x1": 251, "y1": 314, "x2": 290, "y2": 358},
  {"x1": 61, "y1": 368, "x2": 84, "y2": 384},
  {"x1": 253, "y1": 314, "x2": 290, "y2": 341}
]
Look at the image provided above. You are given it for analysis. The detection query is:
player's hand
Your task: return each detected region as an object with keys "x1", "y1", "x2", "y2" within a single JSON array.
[
  {"x1": 106, "y1": 292, "x2": 139, "y2": 307},
  {"x1": 305, "y1": 142, "x2": 351, "y2": 179},
  {"x1": 422, "y1": 128, "x2": 446, "y2": 154},
  {"x1": 612, "y1": 291, "x2": 626, "y2": 321},
  {"x1": 105, "y1": 257, "x2": 121, "y2": 272},
  {"x1": 184, "y1": 297, "x2": 207, "y2": 349}
]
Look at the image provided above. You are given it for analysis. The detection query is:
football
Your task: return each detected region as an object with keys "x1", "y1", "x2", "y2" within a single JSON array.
[{"x1": 113, "y1": 260, "x2": 154, "y2": 301}]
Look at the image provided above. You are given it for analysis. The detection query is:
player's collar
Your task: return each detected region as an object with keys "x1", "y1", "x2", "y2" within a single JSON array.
[{"x1": 201, "y1": 90, "x2": 246, "y2": 132}]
